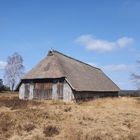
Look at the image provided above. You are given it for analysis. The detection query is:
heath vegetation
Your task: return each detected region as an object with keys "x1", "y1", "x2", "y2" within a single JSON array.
[{"x1": 0, "y1": 92, "x2": 140, "y2": 140}]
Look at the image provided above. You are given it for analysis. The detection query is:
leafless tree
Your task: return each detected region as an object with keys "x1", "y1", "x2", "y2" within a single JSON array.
[
  {"x1": 131, "y1": 60, "x2": 140, "y2": 89},
  {"x1": 4, "y1": 53, "x2": 24, "y2": 91}
]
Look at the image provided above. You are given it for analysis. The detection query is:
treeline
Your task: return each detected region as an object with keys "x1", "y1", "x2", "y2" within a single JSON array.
[
  {"x1": 119, "y1": 90, "x2": 140, "y2": 97},
  {"x1": 0, "y1": 79, "x2": 10, "y2": 92}
]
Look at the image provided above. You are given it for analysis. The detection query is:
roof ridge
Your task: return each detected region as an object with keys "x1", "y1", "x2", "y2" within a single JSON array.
[{"x1": 52, "y1": 50, "x2": 101, "y2": 70}]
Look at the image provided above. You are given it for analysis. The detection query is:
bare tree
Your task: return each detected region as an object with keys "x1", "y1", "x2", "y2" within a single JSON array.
[
  {"x1": 131, "y1": 60, "x2": 140, "y2": 89},
  {"x1": 4, "y1": 53, "x2": 24, "y2": 91}
]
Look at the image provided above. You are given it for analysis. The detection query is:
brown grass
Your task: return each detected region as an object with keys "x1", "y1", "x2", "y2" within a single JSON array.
[{"x1": 0, "y1": 93, "x2": 140, "y2": 140}]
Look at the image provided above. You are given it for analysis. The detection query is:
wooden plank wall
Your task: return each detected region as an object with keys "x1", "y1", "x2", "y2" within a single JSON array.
[
  {"x1": 57, "y1": 82, "x2": 63, "y2": 99},
  {"x1": 73, "y1": 91, "x2": 118, "y2": 101},
  {"x1": 24, "y1": 84, "x2": 30, "y2": 99},
  {"x1": 63, "y1": 81, "x2": 74, "y2": 102},
  {"x1": 20, "y1": 80, "x2": 66, "y2": 100},
  {"x1": 33, "y1": 83, "x2": 53, "y2": 99}
]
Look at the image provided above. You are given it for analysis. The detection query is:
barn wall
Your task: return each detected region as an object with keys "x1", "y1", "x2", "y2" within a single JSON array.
[
  {"x1": 33, "y1": 83, "x2": 52, "y2": 99},
  {"x1": 52, "y1": 83, "x2": 58, "y2": 100},
  {"x1": 19, "y1": 83, "x2": 34, "y2": 100},
  {"x1": 19, "y1": 81, "x2": 118, "y2": 102},
  {"x1": 73, "y1": 91, "x2": 118, "y2": 101},
  {"x1": 19, "y1": 81, "x2": 74, "y2": 101},
  {"x1": 63, "y1": 81, "x2": 74, "y2": 102},
  {"x1": 19, "y1": 83, "x2": 25, "y2": 99},
  {"x1": 29, "y1": 83, "x2": 34, "y2": 100},
  {"x1": 19, "y1": 79, "x2": 69, "y2": 101}
]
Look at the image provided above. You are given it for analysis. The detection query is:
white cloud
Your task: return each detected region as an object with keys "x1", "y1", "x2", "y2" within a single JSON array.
[
  {"x1": 102, "y1": 64, "x2": 134, "y2": 72},
  {"x1": 75, "y1": 35, "x2": 134, "y2": 52},
  {"x1": 0, "y1": 61, "x2": 7, "y2": 70},
  {"x1": 117, "y1": 37, "x2": 134, "y2": 48}
]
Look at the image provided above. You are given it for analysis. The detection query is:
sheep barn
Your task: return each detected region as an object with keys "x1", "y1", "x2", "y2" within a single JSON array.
[{"x1": 17, "y1": 50, "x2": 120, "y2": 102}]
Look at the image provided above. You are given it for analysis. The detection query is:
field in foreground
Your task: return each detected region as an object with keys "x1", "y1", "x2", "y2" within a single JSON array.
[{"x1": 0, "y1": 93, "x2": 140, "y2": 140}]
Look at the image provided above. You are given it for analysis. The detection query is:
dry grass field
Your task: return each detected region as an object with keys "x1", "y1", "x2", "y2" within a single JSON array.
[{"x1": 0, "y1": 92, "x2": 140, "y2": 140}]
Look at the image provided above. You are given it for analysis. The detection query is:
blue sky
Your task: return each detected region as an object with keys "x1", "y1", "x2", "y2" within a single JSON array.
[{"x1": 0, "y1": 0, "x2": 140, "y2": 89}]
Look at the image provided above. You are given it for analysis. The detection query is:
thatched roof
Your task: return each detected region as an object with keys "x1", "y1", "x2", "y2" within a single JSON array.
[{"x1": 22, "y1": 50, "x2": 120, "y2": 92}]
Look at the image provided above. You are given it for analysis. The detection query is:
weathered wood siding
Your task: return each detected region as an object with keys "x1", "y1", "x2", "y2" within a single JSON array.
[
  {"x1": 73, "y1": 91, "x2": 118, "y2": 101},
  {"x1": 33, "y1": 83, "x2": 52, "y2": 99},
  {"x1": 63, "y1": 81, "x2": 74, "y2": 102},
  {"x1": 52, "y1": 83, "x2": 57, "y2": 100},
  {"x1": 19, "y1": 83, "x2": 25, "y2": 99},
  {"x1": 19, "y1": 79, "x2": 73, "y2": 101},
  {"x1": 19, "y1": 83, "x2": 34, "y2": 100},
  {"x1": 57, "y1": 82, "x2": 63, "y2": 99},
  {"x1": 19, "y1": 80, "x2": 118, "y2": 102},
  {"x1": 29, "y1": 83, "x2": 34, "y2": 99}
]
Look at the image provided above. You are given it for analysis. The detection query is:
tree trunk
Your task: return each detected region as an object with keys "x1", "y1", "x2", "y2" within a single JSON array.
[{"x1": 11, "y1": 83, "x2": 15, "y2": 92}]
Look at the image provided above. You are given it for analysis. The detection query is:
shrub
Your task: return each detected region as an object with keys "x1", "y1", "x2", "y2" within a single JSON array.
[
  {"x1": 23, "y1": 123, "x2": 36, "y2": 132},
  {"x1": 64, "y1": 106, "x2": 72, "y2": 112},
  {"x1": 43, "y1": 125, "x2": 59, "y2": 137}
]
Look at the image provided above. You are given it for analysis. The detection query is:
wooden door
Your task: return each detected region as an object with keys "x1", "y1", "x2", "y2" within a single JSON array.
[{"x1": 34, "y1": 83, "x2": 52, "y2": 100}]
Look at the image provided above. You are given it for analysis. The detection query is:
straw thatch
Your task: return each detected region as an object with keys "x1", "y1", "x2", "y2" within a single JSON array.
[{"x1": 21, "y1": 50, "x2": 119, "y2": 92}]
